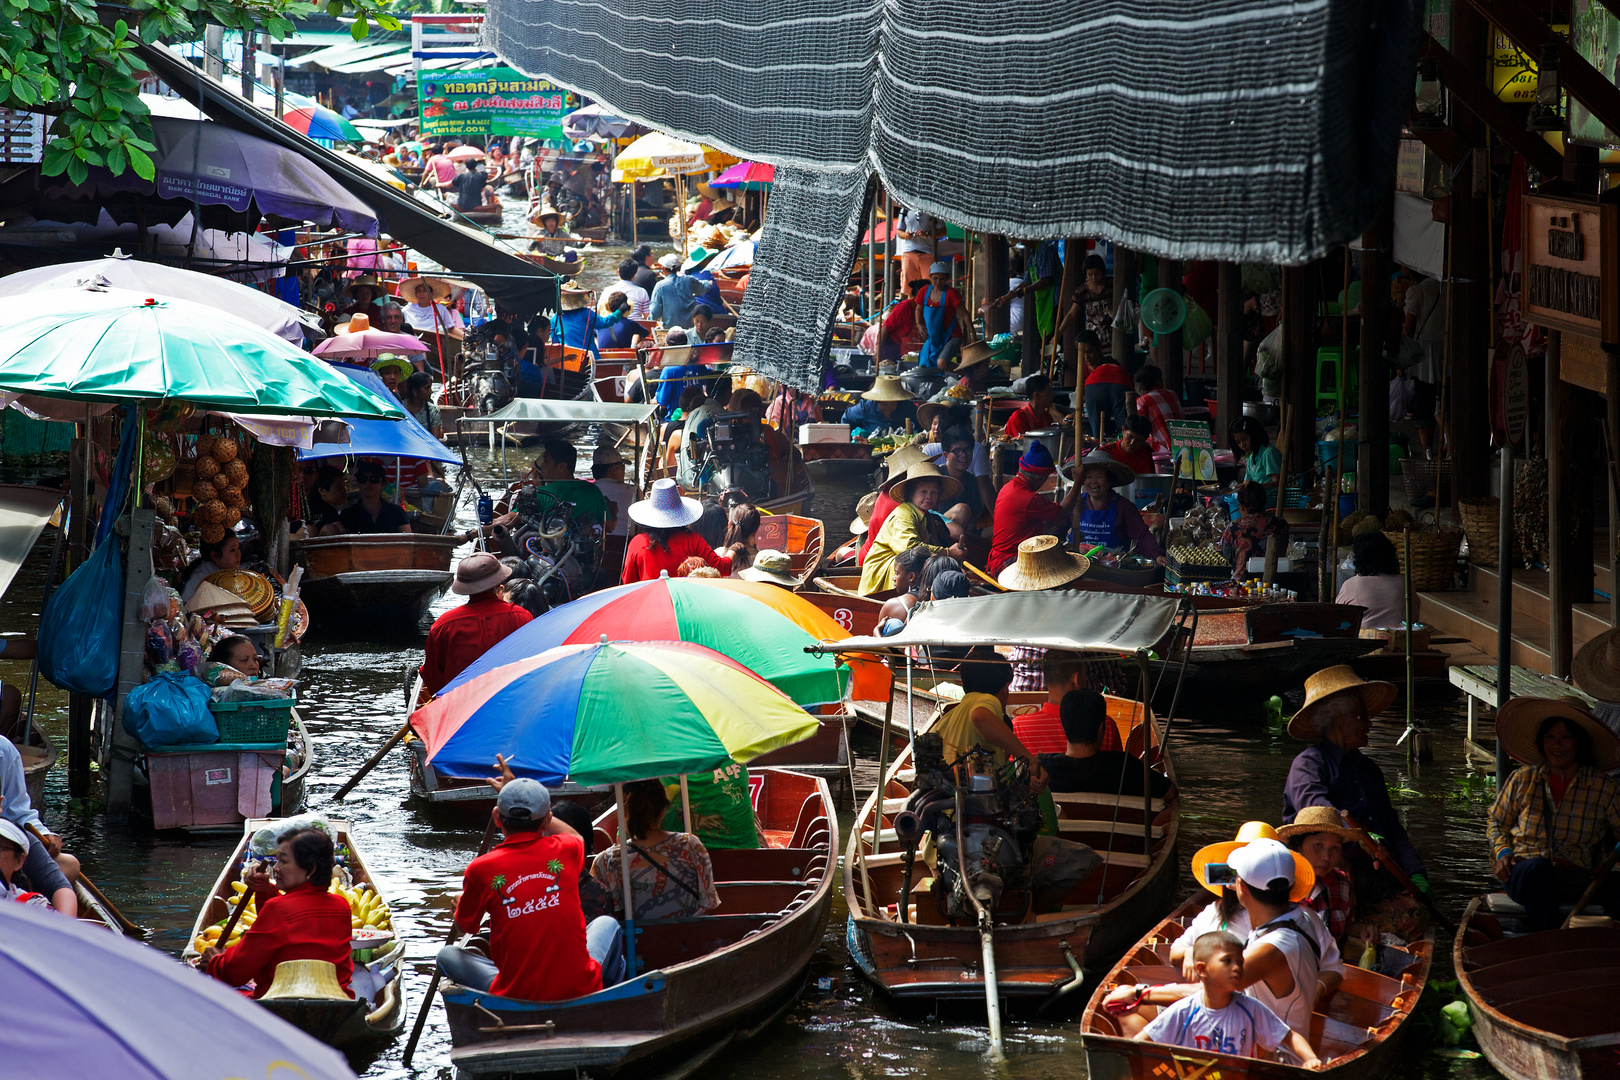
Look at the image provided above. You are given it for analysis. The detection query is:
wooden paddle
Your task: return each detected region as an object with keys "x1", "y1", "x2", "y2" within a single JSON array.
[
  {"x1": 332, "y1": 721, "x2": 412, "y2": 801},
  {"x1": 24, "y1": 823, "x2": 142, "y2": 937},
  {"x1": 402, "y1": 809, "x2": 501, "y2": 1068},
  {"x1": 1562, "y1": 843, "x2": 1620, "y2": 929},
  {"x1": 1344, "y1": 816, "x2": 1455, "y2": 932},
  {"x1": 962, "y1": 561, "x2": 1006, "y2": 592},
  {"x1": 211, "y1": 882, "x2": 254, "y2": 957}
]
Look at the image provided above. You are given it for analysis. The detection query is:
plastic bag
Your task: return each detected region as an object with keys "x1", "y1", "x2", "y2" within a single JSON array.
[
  {"x1": 137, "y1": 576, "x2": 170, "y2": 622},
  {"x1": 38, "y1": 537, "x2": 125, "y2": 697},
  {"x1": 249, "y1": 811, "x2": 336, "y2": 855},
  {"x1": 123, "y1": 671, "x2": 218, "y2": 747}
]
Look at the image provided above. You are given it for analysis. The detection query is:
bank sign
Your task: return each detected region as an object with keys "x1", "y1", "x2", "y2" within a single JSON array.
[{"x1": 417, "y1": 68, "x2": 575, "y2": 141}]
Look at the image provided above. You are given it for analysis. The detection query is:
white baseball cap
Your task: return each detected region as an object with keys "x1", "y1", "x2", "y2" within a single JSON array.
[
  {"x1": 0, "y1": 819, "x2": 30, "y2": 856},
  {"x1": 1228, "y1": 837, "x2": 1295, "y2": 891}
]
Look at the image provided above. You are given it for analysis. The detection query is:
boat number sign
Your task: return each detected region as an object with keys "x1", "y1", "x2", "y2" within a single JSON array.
[{"x1": 1168, "y1": 419, "x2": 1216, "y2": 482}]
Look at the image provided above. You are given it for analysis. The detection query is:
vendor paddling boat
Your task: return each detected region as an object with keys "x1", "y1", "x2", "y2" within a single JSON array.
[
  {"x1": 1081, "y1": 895, "x2": 1434, "y2": 1080},
  {"x1": 825, "y1": 590, "x2": 1190, "y2": 1019},
  {"x1": 183, "y1": 817, "x2": 406, "y2": 1048},
  {"x1": 439, "y1": 768, "x2": 838, "y2": 1078},
  {"x1": 1454, "y1": 894, "x2": 1620, "y2": 1080},
  {"x1": 292, "y1": 534, "x2": 461, "y2": 631}
]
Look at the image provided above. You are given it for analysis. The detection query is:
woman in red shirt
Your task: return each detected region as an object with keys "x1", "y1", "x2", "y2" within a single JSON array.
[
  {"x1": 201, "y1": 828, "x2": 354, "y2": 999},
  {"x1": 621, "y1": 479, "x2": 738, "y2": 583}
]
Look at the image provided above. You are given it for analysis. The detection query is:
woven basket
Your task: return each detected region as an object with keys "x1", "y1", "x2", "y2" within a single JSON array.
[
  {"x1": 1456, "y1": 497, "x2": 1521, "y2": 568},
  {"x1": 1400, "y1": 457, "x2": 1452, "y2": 503},
  {"x1": 1386, "y1": 527, "x2": 1463, "y2": 591}
]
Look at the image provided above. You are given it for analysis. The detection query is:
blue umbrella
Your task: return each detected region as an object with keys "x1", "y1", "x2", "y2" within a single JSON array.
[
  {"x1": 297, "y1": 364, "x2": 459, "y2": 464},
  {"x1": 0, "y1": 900, "x2": 355, "y2": 1079}
]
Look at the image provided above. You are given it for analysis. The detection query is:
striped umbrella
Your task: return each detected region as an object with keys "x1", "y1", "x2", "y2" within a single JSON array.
[{"x1": 281, "y1": 105, "x2": 362, "y2": 143}]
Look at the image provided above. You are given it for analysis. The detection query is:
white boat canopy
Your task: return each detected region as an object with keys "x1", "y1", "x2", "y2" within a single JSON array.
[
  {"x1": 457, "y1": 400, "x2": 658, "y2": 425},
  {"x1": 0, "y1": 486, "x2": 65, "y2": 598}
]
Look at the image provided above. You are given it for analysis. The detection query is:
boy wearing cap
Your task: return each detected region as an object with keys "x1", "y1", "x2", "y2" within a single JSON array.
[
  {"x1": 438, "y1": 778, "x2": 624, "y2": 1001},
  {"x1": 421, "y1": 554, "x2": 534, "y2": 697},
  {"x1": 988, "y1": 441, "x2": 1080, "y2": 574},
  {"x1": 591, "y1": 444, "x2": 635, "y2": 538}
]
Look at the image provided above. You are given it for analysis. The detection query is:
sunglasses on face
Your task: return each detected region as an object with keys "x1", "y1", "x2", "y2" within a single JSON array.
[
  {"x1": 947, "y1": 445, "x2": 972, "y2": 456},
  {"x1": 358, "y1": 476, "x2": 385, "y2": 485}
]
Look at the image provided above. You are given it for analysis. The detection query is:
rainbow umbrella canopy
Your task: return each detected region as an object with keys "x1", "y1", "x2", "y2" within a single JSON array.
[
  {"x1": 442, "y1": 576, "x2": 856, "y2": 707},
  {"x1": 411, "y1": 640, "x2": 820, "y2": 785},
  {"x1": 710, "y1": 161, "x2": 774, "y2": 190},
  {"x1": 282, "y1": 104, "x2": 362, "y2": 143}
]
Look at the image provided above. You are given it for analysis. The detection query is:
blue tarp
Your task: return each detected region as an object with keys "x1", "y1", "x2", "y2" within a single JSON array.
[{"x1": 297, "y1": 363, "x2": 460, "y2": 464}]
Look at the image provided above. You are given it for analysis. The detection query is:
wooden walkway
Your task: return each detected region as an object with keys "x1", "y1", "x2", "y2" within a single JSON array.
[{"x1": 1447, "y1": 664, "x2": 1592, "y2": 771}]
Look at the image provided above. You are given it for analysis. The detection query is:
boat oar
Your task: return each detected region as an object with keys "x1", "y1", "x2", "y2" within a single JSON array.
[
  {"x1": 24, "y1": 823, "x2": 142, "y2": 938},
  {"x1": 1562, "y1": 843, "x2": 1620, "y2": 929},
  {"x1": 332, "y1": 721, "x2": 413, "y2": 801},
  {"x1": 211, "y1": 883, "x2": 254, "y2": 957},
  {"x1": 402, "y1": 810, "x2": 500, "y2": 1068},
  {"x1": 1345, "y1": 818, "x2": 1455, "y2": 932}
]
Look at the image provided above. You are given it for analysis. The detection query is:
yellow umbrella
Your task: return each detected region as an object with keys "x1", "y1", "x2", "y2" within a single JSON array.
[
  {"x1": 616, "y1": 132, "x2": 737, "y2": 179},
  {"x1": 335, "y1": 150, "x2": 409, "y2": 192}
]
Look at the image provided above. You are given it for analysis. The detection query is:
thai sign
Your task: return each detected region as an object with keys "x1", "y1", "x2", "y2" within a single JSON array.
[
  {"x1": 1521, "y1": 195, "x2": 1617, "y2": 344},
  {"x1": 417, "y1": 67, "x2": 576, "y2": 141}
]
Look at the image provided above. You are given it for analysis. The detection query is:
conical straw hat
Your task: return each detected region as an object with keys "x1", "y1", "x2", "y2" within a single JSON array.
[
  {"x1": 996, "y1": 535, "x2": 1090, "y2": 592},
  {"x1": 260, "y1": 959, "x2": 353, "y2": 1002}
]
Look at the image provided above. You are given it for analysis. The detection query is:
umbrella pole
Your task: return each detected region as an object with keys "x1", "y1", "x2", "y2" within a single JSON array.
[
  {"x1": 678, "y1": 174, "x2": 689, "y2": 257},
  {"x1": 431, "y1": 302, "x2": 449, "y2": 384},
  {"x1": 631, "y1": 180, "x2": 638, "y2": 246},
  {"x1": 615, "y1": 782, "x2": 637, "y2": 974},
  {"x1": 680, "y1": 774, "x2": 692, "y2": 832}
]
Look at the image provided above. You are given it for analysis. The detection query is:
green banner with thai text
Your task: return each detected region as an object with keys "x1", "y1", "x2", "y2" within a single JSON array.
[{"x1": 417, "y1": 67, "x2": 576, "y2": 142}]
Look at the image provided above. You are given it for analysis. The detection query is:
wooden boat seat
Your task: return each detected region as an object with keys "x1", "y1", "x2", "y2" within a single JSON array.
[
  {"x1": 1468, "y1": 950, "x2": 1620, "y2": 988},
  {"x1": 1056, "y1": 819, "x2": 1164, "y2": 841},
  {"x1": 1462, "y1": 926, "x2": 1620, "y2": 969},
  {"x1": 711, "y1": 881, "x2": 818, "y2": 916},
  {"x1": 708, "y1": 847, "x2": 825, "y2": 884},
  {"x1": 1489, "y1": 987, "x2": 1620, "y2": 1039},
  {"x1": 1482, "y1": 890, "x2": 1584, "y2": 918},
  {"x1": 634, "y1": 914, "x2": 773, "y2": 967},
  {"x1": 1472, "y1": 967, "x2": 1620, "y2": 1009}
]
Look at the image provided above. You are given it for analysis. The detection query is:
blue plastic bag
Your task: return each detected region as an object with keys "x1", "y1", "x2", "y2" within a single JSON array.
[
  {"x1": 123, "y1": 672, "x2": 218, "y2": 748},
  {"x1": 38, "y1": 537, "x2": 125, "y2": 697}
]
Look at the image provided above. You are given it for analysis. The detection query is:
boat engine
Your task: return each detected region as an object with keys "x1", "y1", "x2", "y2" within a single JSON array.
[
  {"x1": 502, "y1": 484, "x2": 603, "y2": 611},
  {"x1": 688, "y1": 409, "x2": 775, "y2": 502}
]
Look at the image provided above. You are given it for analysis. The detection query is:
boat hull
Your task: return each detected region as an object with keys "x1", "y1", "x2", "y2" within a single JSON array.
[
  {"x1": 294, "y1": 533, "x2": 461, "y2": 632},
  {"x1": 15, "y1": 720, "x2": 56, "y2": 809}
]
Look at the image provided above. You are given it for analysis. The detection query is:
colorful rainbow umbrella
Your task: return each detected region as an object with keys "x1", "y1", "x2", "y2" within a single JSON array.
[
  {"x1": 411, "y1": 640, "x2": 820, "y2": 785},
  {"x1": 710, "y1": 161, "x2": 774, "y2": 190},
  {"x1": 281, "y1": 105, "x2": 362, "y2": 143},
  {"x1": 441, "y1": 576, "x2": 862, "y2": 707}
]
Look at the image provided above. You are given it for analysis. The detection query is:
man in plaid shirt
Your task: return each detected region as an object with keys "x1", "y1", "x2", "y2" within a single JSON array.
[
  {"x1": 1133, "y1": 365, "x2": 1182, "y2": 453},
  {"x1": 1487, "y1": 698, "x2": 1620, "y2": 931}
]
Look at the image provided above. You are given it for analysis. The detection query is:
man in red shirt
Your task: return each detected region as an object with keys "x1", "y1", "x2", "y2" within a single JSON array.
[
  {"x1": 437, "y1": 778, "x2": 625, "y2": 1001},
  {"x1": 1011, "y1": 652, "x2": 1124, "y2": 754},
  {"x1": 1003, "y1": 373, "x2": 1060, "y2": 440},
  {"x1": 202, "y1": 828, "x2": 354, "y2": 999},
  {"x1": 1100, "y1": 415, "x2": 1156, "y2": 476},
  {"x1": 422, "y1": 553, "x2": 534, "y2": 697},
  {"x1": 1134, "y1": 365, "x2": 1183, "y2": 453},
  {"x1": 988, "y1": 441, "x2": 1080, "y2": 573}
]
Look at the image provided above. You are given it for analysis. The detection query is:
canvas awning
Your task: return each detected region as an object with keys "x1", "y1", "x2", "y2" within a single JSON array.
[
  {"x1": 457, "y1": 400, "x2": 657, "y2": 425},
  {"x1": 285, "y1": 39, "x2": 408, "y2": 70},
  {"x1": 815, "y1": 591, "x2": 1182, "y2": 656},
  {"x1": 0, "y1": 486, "x2": 65, "y2": 599}
]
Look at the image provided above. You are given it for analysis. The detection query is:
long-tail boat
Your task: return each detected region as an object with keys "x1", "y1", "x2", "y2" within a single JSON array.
[{"x1": 293, "y1": 533, "x2": 461, "y2": 630}]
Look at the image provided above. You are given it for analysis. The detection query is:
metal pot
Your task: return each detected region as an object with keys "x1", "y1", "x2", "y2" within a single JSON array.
[{"x1": 1243, "y1": 400, "x2": 1279, "y2": 425}]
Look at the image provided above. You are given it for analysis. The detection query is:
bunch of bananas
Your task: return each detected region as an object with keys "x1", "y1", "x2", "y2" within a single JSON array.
[
  {"x1": 335, "y1": 882, "x2": 392, "y2": 933},
  {"x1": 1169, "y1": 544, "x2": 1227, "y2": 567},
  {"x1": 192, "y1": 881, "x2": 257, "y2": 953}
]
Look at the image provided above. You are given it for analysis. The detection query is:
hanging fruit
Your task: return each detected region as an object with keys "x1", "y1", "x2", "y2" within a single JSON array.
[
  {"x1": 192, "y1": 480, "x2": 218, "y2": 504},
  {"x1": 211, "y1": 439, "x2": 239, "y2": 465},
  {"x1": 195, "y1": 456, "x2": 220, "y2": 481},
  {"x1": 221, "y1": 487, "x2": 244, "y2": 509},
  {"x1": 200, "y1": 499, "x2": 227, "y2": 525},
  {"x1": 224, "y1": 459, "x2": 249, "y2": 487}
]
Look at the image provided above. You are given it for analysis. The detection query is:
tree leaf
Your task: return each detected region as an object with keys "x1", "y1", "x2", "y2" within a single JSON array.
[
  {"x1": 105, "y1": 143, "x2": 126, "y2": 175},
  {"x1": 127, "y1": 143, "x2": 155, "y2": 181},
  {"x1": 66, "y1": 157, "x2": 87, "y2": 185}
]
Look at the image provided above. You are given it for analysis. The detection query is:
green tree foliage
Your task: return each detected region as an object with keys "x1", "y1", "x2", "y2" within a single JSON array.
[{"x1": 16, "y1": 0, "x2": 402, "y2": 183}]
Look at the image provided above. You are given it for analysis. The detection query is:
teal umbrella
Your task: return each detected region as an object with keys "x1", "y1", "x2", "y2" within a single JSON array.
[{"x1": 0, "y1": 286, "x2": 403, "y2": 419}]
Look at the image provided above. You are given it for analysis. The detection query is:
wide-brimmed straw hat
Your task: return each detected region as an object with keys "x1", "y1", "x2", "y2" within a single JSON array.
[
  {"x1": 1276, "y1": 805, "x2": 1360, "y2": 845},
  {"x1": 862, "y1": 375, "x2": 914, "y2": 403},
  {"x1": 452, "y1": 552, "x2": 513, "y2": 596},
  {"x1": 535, "y1": 203, "x2": 563, "y2": 222},
  {"x1": 1067, "y1": 450, "x2": 1135, "y2": 487},
  {"x1": 1191, "y1": 822, "x2": 1313, "y2": 903},
  {"x1": 559, "y1": 283, "x2": 591, "y2": 311},
  {"x1": 877, "y1": 445, "x2": 929, "y2": 496},
  {"x1": 344, "y1": 276, "x2": 384, "y2": 298},
  {"x1": 1496, "y1": 695, "x2": 1620, "y2": 770},
  {"x1": 956, "y1": 339, "x2": 1001, "y2": 371},
  {"x1": 260, "y1": 959, "x2": 351, "y2": 1002},
  {"x1": 997, "y1": 535, "x2": 1090, "y2": 592},
  {"x1": 850, "y1": 490, "x2": 878, "y2": 535},
  {"x1": 739, "y1": 549, "x2": 797, "y2": 587},
  {"x1": 915, "y1": 402, "x2": 949, "y2": 433},
  {"x1": 890, "y1": 461, "x2": 961, "y2": 505},
  {"x1": 1287, "y1": 665, "x2": 1398, "y2": 741},
  {"x1": 1573, "y1": 628, "x2": 1620, "y2": 703},
  {"x1": 399, "y1": 275, "x2": 452, "y2": 303},
  {"x1": 629, "y1": 477, "x2": 703, "y2": 529}
]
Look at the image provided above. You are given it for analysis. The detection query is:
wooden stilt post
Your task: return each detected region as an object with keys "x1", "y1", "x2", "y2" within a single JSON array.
[
  {"x1": 1215, "y1": 262, "x2": 1243, "y2": 447},
  {"x1": 983, "y1": 237, "x2": 1010, "y2": 339},
  {"x1": 1548, "y1": 331, "x2": 1573, "y2": 676}
]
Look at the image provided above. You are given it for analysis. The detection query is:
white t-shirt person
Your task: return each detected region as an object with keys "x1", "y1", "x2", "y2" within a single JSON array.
[
  {"x1": 404, "y1": 301, "x2": 464, "y2": 335},
  {"x1": 1244, "y1": 905, "x2": 1326, "y2": 1033},
  {"x1": 1141, "y1": 991, "x2": 1294, "y2": 1058}
]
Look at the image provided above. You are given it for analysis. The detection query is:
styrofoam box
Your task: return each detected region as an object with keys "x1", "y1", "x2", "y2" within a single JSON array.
[
  {"x1": 1245, "y1": 557, "x2": 1294, "y2": 573},
  {"x1": 799, "y1": 423, "x2": 851, "y2": 444}
]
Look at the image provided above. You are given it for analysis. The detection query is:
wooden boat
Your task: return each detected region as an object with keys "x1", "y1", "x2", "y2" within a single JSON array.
[
  {"x1": 1145, "y1": 603, "x2": 1385, "y2": 699},
  {"x1": 844, "y1": 695, "x2": 1179, "y2": 1003},
  {"x1": 183, "y1": 817, "x2": 407, "y2": 1048},
  {"x1": 144, "y1": 713, "x2": 312, "y2": 831},
  {"x1": 440, "y1": 768, "x2": 838, "y2": 1078},
  {"x1": 12, "y1": 719, "x2": 57, "y2": 809},
  {"x1": 809, "y1": 573, "x2": 897, "y2": 602},
  {"x1": 1081, "y1": 894, "x2": 1434, "y2": 1079},
  {"x1": 753, "y1": 513, "x2": 824, "y2": 586},
  {"x1": 292, "y1": 533, "x2": 460, "y2": 631},
  {"x1": 1454, "y1": 894, "x2": 1620, "y2": 1080},
  {"x1": 800, "y1": 441, "x2": 877, "y2": 480}
]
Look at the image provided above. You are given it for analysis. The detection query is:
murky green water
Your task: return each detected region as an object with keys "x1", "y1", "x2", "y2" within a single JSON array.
[{"x1": 3, "y1": 359, "x2": 1503, "y2": 1080}]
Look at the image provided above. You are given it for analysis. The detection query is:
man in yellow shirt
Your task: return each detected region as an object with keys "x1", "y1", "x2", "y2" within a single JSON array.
[{"x1": 933, "y1": 648, "x2": 1047, "y2": 789}]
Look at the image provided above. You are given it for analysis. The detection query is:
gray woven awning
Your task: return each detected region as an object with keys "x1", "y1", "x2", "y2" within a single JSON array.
[{"x1": 485, "y1": 0, "x2": 1423, "y2": 389}]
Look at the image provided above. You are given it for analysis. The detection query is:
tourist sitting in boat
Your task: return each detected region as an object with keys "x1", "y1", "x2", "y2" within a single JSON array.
[
  {"x1": 858, "y1": 463, "x2": 965, "y2": 596},
  {"x1": 650, "y1": 254, "x2": 705, "y2": 329},
  {"x1": 933, "y1": 648, "x2": 1046, "y2": 787},
  {"x1": 1220, "y1": 482, "x2": 1289, "y2": 577},
  {"x1": 1278, "y1": 807, "x2": 1358, "y2": 945},
  {"x1": 305, "y1": 466, "x2": 347, "y2": 537},
  {"x1": 1132, "y1": 930, "x2": 1320, "y2": 1067},
  {"x1": 401, "y1": 276, "x2": 464, "y2": 337},
  {"x1": 690, "y1": 304, "x2": 732, "y2": 344},
  {"x1": 722, "y1": 503, "x2": 761, "y2": 572},
  {"x1": 603, "y1": 258, "x2": 652, "y2": 321},
  {"x1": 843, "y1": 375, "x2": 919, "y2": 438},
  {"x1": 622, "y1": 480, "x2": 738, "y2": 584},
  {"x1": 988, "y1": 442, "x2": 1080, "y2": 575},
  {"x1": 934, "y1": 424, "x2": 993, "y2": 526},
  {"x1": 421, "y1": 554, "x2": 534, "y2": 698},
  {"x1": 373, "y1": 298, "x2": 407, "y2": 335},
  {"x1": 181, "y1": 532, "x2": 243, "y2": 602},
  {"x1": 1486, "y1": 696, "x2": 1620, "y2": 932},
  {"x1": 591, "y1": 444, "x2": 635, "y2": 539},
  {"x1": 1068, "y1": 451, "x2": 1164, "y2": 564},
  {"x1": 591, "y1": 778, "x2": 721, "y2": 920},
  {"x1": 1099, "y1": 415, "x2": 1156, "y2": 476},
  {"x1": 1228, "y1": 416, "x2": 1282, "y2": 508},
  {"x1": 857, "y1": 446, "x2": 927, "y2": 566},
  {"x1": 1040, "y1": 689, "x2": 1171, "y2": 798},
  {"x1": 1334, "y1": 532, "x2": 1417, "y2": 630},
  {"x1": 1135, "y1": 365, "x2": 1183, "y2": 453},
  {"x1": 340, "y1": 464, "x2": 412, "y2": 534},
  {"x1": 0, "y1": 724, "x2": 78, "y2": 916},
  {"x1": 1284, "y1": 666, "x2": 1430, "y2": 903},
  {"x1": 1003, "y1": 373, "x2": 1062, "y2": 440},
  {"x1": 1168, "y1": 822, "x2": 1275, "y2": 976},
  {"x1": 738, "y1": 549, "x2": 797, "y2": 588},
  {"x1": 596, "y1": 293, "x2": 650, "y2": 352},
  {"x1": 439, "y1": 778, "x2": 625, "y2": 1001},
  {"x1": 1107, "y1": 837, "x2": 1341, "y2": 1038},
  {"x1": 1013, "y1": 651, "x2": 1088, "y2": 751},
  {"x1": 372, "y1": 354, "x2": 414, "y2": 399},
  {"x1": 201, "y1": 635, "x2": 261, "y2": 687},
  {"x1": 452, "y1": 159, "x2": 494, "y2": 214},
  {"x1": 401, "y1": 372, "x2": 444, "y2": 441},
  {"x1": 0, "y1": 819, "x2": 44, "y2": 905},
  {"x1": 876, "y1": 546, "x2": 932, "y2": 633},
  {"x1": 201, "y1": 827, "x2": 354, "y2": 1000},
  {"x1": 343, "y1": 276, "x2": 385, "y2": 324}
]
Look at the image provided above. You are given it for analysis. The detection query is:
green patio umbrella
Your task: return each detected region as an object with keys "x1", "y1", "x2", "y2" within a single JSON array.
[{"x1": 0, "y1": 286, "x2": 403, "y2": 420}]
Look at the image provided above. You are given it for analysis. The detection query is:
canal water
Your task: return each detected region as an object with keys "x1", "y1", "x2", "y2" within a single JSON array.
[{"x1": 0, "y1": 241, "x2": 1505, "y2": 1079}]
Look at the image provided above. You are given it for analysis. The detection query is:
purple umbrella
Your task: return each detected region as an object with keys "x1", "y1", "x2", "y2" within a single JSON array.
[{"x1": 0, "y1": 900, "x2": 356, "y2": 1079}]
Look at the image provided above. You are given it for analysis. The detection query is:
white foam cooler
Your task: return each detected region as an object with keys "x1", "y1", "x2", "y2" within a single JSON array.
[{"x1": 799, "y1": 423, "x2": 851, "y2": 444}]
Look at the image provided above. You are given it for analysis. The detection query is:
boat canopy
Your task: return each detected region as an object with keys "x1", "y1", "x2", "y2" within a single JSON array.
[
  {"x1": 297, "y1": 364, "x2": 460, "y2": 464},
  {"x1": 816, "y1": 591, "x2": 1182, "y2": 656},
  {"x1": 0, "y1": 486, "x2": 64, "y2": 599},
  {"x1": 457, "y1": 399, "x2": 658, "y2": 425}
]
